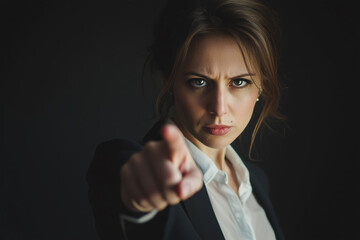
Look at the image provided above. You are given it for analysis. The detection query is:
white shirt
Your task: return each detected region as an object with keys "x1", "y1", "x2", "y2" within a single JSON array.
[
  {"x1": 185, "y1": 138, "x2": 276, "y2": 240},
  {"x1": 120, "y1": 133, "x2": 276, "y2": 240}
]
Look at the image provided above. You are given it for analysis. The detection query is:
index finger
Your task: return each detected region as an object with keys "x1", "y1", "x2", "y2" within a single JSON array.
[{"x1": 161, "y1": 124, "x2": 188, "y2": 165}]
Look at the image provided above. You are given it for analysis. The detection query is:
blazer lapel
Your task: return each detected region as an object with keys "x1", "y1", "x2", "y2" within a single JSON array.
[
  {"x1": 244, "y1": 161, "x2": 285, "y2": 240},
  {"x1": 142, "y1": 119, "x2": 225, "y2": 240},
  {"x1": 182, "y1": 185, "x2": 225, "y2": 240}
]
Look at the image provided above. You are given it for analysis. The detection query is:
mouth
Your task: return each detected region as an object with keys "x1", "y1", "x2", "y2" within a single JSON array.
[{"x1": 203, "y1": 124, "x2": 232, "y2": 136}]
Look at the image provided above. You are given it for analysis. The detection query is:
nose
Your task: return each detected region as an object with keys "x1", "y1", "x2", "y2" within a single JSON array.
[{"x1": 207, "y1": 86, "x2": 227, "y2": 117}]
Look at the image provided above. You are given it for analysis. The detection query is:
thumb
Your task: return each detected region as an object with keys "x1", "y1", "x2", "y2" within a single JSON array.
[
  {"x1": 177, "y1": 166, "x2": 203, "y2": 200},
  {"x1": 163, "y1": 160, "x2": 182, "y2": 187}
]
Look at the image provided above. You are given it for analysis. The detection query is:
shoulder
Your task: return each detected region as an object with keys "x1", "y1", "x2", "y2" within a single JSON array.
[
  {"x1": 93, "y1": 138, "x2": 143, "y2": 164},
  {"x1": 94, "y1": 138, "x2": 143, "y2": 163},
  {"x1": 90, "y1": 118, "x2": 165, "y2": 170},
  {"x1": 87, "y1": 139, "x2": 143, "y2": 183}
]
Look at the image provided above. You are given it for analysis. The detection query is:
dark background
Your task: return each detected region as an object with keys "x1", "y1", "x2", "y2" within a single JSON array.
[{"x1": 2, "y1": 0, "x2": 359, "y2": 239}]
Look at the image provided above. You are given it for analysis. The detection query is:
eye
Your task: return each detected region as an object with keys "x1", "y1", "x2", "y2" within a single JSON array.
[
  {"x1": 188, "y1": 78, "x2": 208, "y2": 88},
  {"x1": 231, "y1": 78, "x2": 250, "y2": 88}
]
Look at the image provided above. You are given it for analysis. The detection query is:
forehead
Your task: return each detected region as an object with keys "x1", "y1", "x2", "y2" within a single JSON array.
[{"x1": 182, "y1": 33, "x2": 255, "y2": 77}]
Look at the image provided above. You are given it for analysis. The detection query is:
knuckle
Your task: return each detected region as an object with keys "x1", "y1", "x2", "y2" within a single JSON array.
[
  {"x1": 129, "y1": 152, "x2": 141, "y2": 161},
  {"x1": 129, "y1": 153, "x2": 145, "y2": 169},
  {"x1": 144, "y1": 141, "x2": 157, "y2": 152},
  {"x1": 148, "y1": 192, "x2": 167, "y2": 210},
  {"x1": 167, "y1": 195, "x2": 180, "y2": 205},
  {"x1": 149, "y1": 191, "x2": 164, "y2": 203},
  {"x1": 155, "y1": 201, "x2": 168, "y2": 211},
  {"x1": 137, "y1": 198, "x2": 150, "y2": 208},
  {"x1": 128, "y1": 153, "x2": 141, "y2": 165},
  {"x1": 120, "y1": 164, "x2": 132, "y2": 181}
]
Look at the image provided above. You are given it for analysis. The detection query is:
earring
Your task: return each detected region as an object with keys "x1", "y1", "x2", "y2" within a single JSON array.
[{"x1": 257, "y1": 86, "x2": 262, "y2": 102}]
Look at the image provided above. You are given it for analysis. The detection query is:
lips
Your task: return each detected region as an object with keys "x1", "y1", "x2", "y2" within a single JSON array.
[{"x1": 204, "y1": 124, "x2": 232, "y2": 136}]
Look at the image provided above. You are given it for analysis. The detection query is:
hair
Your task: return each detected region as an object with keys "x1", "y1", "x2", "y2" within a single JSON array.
[{"x1": 149, "y1": 0, "x2": 284, "y2": 156}]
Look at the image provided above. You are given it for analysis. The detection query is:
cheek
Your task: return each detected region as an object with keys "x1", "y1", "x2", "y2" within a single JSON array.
[
  {"x1": 231, "y1": 92, "x2": 257, "y2": 127},
  {"x1": 174, "y1": 88, "x2": 204, "y2": 119}
]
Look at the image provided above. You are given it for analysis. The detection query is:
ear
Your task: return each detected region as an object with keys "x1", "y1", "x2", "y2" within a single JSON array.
[{"x1": 256, "y1": 86, "x2": 262, "y2": 102}]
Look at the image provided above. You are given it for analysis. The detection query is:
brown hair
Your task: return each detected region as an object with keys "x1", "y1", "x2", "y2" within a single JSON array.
[{"x1": 149, "y1": 0, "x2": 284, "y2": 156}]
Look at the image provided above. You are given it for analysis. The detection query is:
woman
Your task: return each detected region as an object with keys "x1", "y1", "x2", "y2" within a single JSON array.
[{"x1": 87, "y1": 0, "x2": 285, "y2": 239}]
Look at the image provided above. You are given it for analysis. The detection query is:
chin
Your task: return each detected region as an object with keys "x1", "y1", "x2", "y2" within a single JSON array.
[{"x1": 198, "y1": 135, "x2": 233, "y2": 149}]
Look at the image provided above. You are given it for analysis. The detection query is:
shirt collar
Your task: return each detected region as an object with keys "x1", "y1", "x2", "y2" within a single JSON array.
[
  {"x1": 184, "y1": 138, "x2": 218, "y2": 184},
  {"x1": 184, "y1": 138, "x2": 253, "y2": 203}
]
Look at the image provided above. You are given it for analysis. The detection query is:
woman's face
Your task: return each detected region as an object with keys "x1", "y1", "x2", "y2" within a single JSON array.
[{"x1": 173, "y1": 33, "x2": 261, "y2": 151}]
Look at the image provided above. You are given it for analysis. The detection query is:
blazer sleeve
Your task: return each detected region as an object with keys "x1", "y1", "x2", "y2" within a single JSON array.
[
  {"x1": 86, "y1": 139, "x2": 171, "y2": 240},
  {"x1": 86, "y1": 139, "x2": 143, "y2": 240}
]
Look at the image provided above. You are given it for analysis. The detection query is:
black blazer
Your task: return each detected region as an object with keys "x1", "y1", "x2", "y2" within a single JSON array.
[{"x1": 87, "y1": 121, "x2": 285, "y2": 240}]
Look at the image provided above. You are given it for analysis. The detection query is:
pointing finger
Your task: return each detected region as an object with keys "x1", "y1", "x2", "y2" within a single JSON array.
[{"x1": 161, "y1": 124, "x2": 188, "y2": 165}]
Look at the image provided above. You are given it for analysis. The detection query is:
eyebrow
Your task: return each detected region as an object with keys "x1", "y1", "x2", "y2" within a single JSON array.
[{"x1": 184, "y1": 71, "x2": 255, "y2": 80}]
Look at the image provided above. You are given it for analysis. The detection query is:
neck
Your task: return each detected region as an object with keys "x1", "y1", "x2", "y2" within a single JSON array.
[{"x1": 199, "y1": 146, "x2": 227, "y2": 170}]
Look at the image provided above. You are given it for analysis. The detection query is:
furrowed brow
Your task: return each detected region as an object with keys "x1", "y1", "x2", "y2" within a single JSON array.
[{"x1": 184, "y1": 71, "x2": 255, "y2": 80}]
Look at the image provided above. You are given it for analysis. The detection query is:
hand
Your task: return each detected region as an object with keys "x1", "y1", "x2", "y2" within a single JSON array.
[{"x1": 120, "y1": 124, "x2": 203, "y2": 212}]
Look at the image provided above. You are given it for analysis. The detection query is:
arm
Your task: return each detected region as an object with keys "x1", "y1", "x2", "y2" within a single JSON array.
[
  {"x1": 86, "y1": 139, "x2": 143, "y2": 240},
  {"x1": 86, "y1": 125, "x2": 203, "y2": 239}
]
